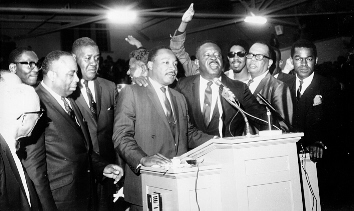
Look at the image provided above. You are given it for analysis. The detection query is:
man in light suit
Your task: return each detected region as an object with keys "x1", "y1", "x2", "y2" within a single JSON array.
[
  {"x1": 0, "y1": 83, "x2": 41, "y2": 211},
  {"x1": 246, "y1": 42, "x2": 293, "y2": 132},
  {"x1": 22, "y1": 50, "x2": 123, "y2": 211},
  {"x1": 71, "y1": 37, "x2": 120, "y2": 211},
  {"x1": 113, "y1": 46, "x2": 213, "y2": 210}
]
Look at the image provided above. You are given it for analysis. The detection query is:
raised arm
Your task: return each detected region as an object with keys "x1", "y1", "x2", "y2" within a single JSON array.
[{"x1": 170, "y1": 3, "x2": 199, "y2": 76}]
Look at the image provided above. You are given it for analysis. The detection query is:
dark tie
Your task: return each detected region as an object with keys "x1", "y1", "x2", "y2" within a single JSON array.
[
  {"x1": 83, "y1": 80, "x2": 97, "y2": 119},
  {"x1": 61, "y1": 97, "x2": 77, "y2": 123},
  {"x1": 247, "y1": 79, "x2": 254, "y2": 87},
  {"x1": 297, "y1": 80, "x2": 303, "y2": 101},
  {"x1": 160, "y1": 87, "x2": 176, "y2": 138},
  {"x1": 203, "y1": 81, "x2": 213, "y2": 126}
]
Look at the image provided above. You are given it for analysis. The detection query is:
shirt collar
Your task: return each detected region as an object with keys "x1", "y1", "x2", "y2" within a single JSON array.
[
  {"x1": 296, "y1": 71, "x2": 314, "y2": 84},
  {"x1": 252, "y1": 70, "x2": 269, "y2": 84}
]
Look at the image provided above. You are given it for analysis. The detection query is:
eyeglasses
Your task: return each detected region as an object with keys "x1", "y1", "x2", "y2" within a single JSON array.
[
  {"x1": 245, "y1": 53, "x2": 271, "y2": 61},
  {"x1": 227, "y1": 51, "x2": 247, "y2": 58},
  {"x1": 15, "y1": 61, "x2": 40, "y2": 69},
  {"x1": 16, "y1": 108, "x2": 45, "y2": 120}
]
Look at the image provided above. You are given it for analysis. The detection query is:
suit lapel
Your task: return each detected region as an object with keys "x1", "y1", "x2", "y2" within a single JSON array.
[
  {"x1": 254, "y1": 73, "x2": 270, "y2": 96},
  {"x1": 76, "y1": 86, "x2": 98, "y2": 127},
  {"x1": 94, "y1": 79, "x2": 102, "y2": 117},
  {"x1": 0, "y1": 136, "x2": 28, "y2": 206},
  {"x1": 169, "y1": 91, "x2": 180, "y2": 146},
  {"x1": 192, "y1": 77, "x2": 206, "y2": 129},
  {"x1": 37, "y1": 84, "x2": 84, "y2": 138},
  {"x1": 146, "y1": 82, "x2": 172, "y2": 135},
  {"x1": 70, "y1": 98, "x2": 90, "y2": 149}
]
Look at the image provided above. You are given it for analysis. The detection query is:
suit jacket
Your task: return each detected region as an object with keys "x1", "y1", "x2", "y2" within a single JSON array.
[
  {"x1": 73, "y1": 77, "x2": 117, "y2": 164},
  {"x1": 22, "y1": 84, "x2": 108, "y2": 211},
  {"x1": 288, "y1": 73, "x2": 341, "y2": 148},
  {"x1": 113, "y1": 81, "x2": 213, "y2": 206},
  {"x1": 0, "y1": 135, "x2": 40, "y2": 211},
  {"x1": 253, "y1": 72, "x2": 293, "y2": 132},
  {"x1": 175, "y1": 74, "x2": 267, "y2": 137}
]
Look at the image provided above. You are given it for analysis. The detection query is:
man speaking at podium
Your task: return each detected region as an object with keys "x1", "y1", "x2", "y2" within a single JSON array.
[{"x1": 113, "y1": 46, "x2": 213, "y2": 211}]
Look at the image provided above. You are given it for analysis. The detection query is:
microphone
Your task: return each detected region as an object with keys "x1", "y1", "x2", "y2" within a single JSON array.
[
  {"x1": 213, "y1": 79, "x2": 251, "y2": 136},
  {"x1": 256, "y1": 93, "x2": 292, "y2": 132}
]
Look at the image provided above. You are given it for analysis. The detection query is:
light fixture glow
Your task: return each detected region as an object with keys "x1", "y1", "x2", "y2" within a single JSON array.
[
  {"x1": 107, "y1": 8, "x2": 137, "y2": 24},
  {"x1": 244, "y1": 15, "x2": 267, "y2": 24}
]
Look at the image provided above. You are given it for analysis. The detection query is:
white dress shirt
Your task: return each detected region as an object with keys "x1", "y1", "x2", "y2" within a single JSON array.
[
  {"x1": 149, "y1": 77, "x2": 174, "y2": 117},
  {"x1": 80, "y1": 79, "x2": 96, "y2": 106},
  {"x1": 296, "y1": 72, "x2": 314, "y2": 95},
  {"x1": 248, "y1": 71, "x2": 269, "y2": 94}
]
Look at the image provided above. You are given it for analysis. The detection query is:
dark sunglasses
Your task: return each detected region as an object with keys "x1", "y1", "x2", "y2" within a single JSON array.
[
  {"x1": 15, "y1": 61, "x2": 40, "y2": 69},
  {"x1": 227, "y1": 51, "x2": 247, "y2": 58},
  {"x1": 16, "y1": 108, "x2": 45, "y2": 120}
]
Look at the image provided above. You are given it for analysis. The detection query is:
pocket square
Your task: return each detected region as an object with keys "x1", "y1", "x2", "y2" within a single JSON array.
[
  {"x1": 313, "y1": 95, "x2": 322, "y2": 106},
  {"x1": 107, "y1": 106, "x2": 114, "y2": 110}
]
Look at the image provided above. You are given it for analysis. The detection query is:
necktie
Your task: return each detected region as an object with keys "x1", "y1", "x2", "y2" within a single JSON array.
[
  {"x1": 203, "y1": 81, "x2": 213, "y2": 126},
  {"x1": 247, "y1": 79, "x2": 254, "y2": 87},
  {"x1": 297, "y1": 80, "x2": 303, "y2": 101},
  {"x1": 61, "y1": 97, "x2": 77, "y2": 123},
  {"x1": 160, "y1": 87, "x2": 176, "y2": 138},
  {"x1": 83, "y1": 80, "x2": 97, "y2": 119}
]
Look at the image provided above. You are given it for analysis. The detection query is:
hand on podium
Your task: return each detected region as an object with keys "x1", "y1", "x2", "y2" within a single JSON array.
[{"x1": 140, "y1": 153, "x2": 172, "y2": 167}]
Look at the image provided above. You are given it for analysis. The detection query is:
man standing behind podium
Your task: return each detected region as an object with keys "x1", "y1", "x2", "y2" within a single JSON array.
[
  {"x1": 22, "y1": 50, "x2": 123, "y2": 211},
  {"x1": 71, "y1": 37, "x2": 118, "y2": 211},
  {"x1": 113, "y1": 46, "x2": 213, "y2": 210}
]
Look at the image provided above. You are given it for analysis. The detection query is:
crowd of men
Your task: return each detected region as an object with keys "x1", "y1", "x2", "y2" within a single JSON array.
[{"x1": 0, "y1": 3, "x2": 351, "y2": 211}]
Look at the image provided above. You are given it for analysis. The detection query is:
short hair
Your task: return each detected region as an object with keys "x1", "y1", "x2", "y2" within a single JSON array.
[
  {"x1": 0, "y1": 83, "x2": 39, "y2": 123},
  {"x1": 72, "y1": 37, "x2": 98, "y2": 55},
  {"x1": 41, "y1": 50, "x2": 73, "y2": 74},
  {"x1": 148, "y1": 46, "x2": 171, "y2": 62},
  {"x1": 129, "y1": 48, "x2": 149, "y2": 64},
  {"x1": 195, "y1": 40, "x2": 220, "y2": 57},
  {"x1": 291, "y1": 39, "x2": 317, "y2": 58},
  {"x1": 227, "y1": 39, "x2": 250, "y2": 52},
  {"x1": 8, "y1": 47, "x2": 35, "y2": 64},
  {"x1": 250, "y1": 41, "x2": 271, "y2": 57}
]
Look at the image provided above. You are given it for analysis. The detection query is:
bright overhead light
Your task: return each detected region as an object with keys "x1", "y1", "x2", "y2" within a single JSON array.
[
  {"x1": 244, "y1": 14, "x2": 267, "y2": 24},
  {"x1": 107, "y1": 8, "x2": 137, "y2": 24}
]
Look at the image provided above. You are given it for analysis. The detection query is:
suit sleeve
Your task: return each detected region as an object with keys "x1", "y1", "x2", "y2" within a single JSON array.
[
  {"x1": 22, "y1": 120, "x2": 58, "y2": 211},
  {"x1": 112, "y1": 86, "x2": 147, "y2": 172},
  {"x1": 170, "y1": 31, "x2": 199, "y2": 76},
  {"x1": 271, "y1": 83, "x2": 293, "y2": 132}
]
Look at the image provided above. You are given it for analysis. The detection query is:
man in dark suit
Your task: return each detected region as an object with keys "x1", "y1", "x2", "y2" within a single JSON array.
[
  {"x1": 245, "y1": 42, "x2": 293, "y2": 132},
  {"x1": 288, "y1": 39, "x2": 341, "y2": 161},
  {"x1": 0, "y1": 83, "x2": 41, "y2": 210},
  {"x1": 71, "y1": 37, "x2": 119, "y2": 211},
  {"x1": 113, "y1": 46, "x2": 214, "y2": 210},
  {"x1": 22, "y1": 50, "x2": 123, "y2": 211}
]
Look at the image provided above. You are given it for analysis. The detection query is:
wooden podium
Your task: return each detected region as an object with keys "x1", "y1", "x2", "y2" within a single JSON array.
[{"x1": 141, "y1": 133, "x2": 318, "y2": 211}]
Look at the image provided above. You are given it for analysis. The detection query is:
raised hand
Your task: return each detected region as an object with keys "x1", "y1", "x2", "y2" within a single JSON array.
[
  {"x1": 182, "y1": 3, "x2": 194, "y2": 23},
  {"x1": 125, "y1": 35, "x2": 142, "y2": 48}
]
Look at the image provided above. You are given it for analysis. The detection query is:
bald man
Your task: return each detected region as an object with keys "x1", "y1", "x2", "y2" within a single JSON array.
[{"x1": 0, "y1": 83, "x2": 41, "y2": 210}]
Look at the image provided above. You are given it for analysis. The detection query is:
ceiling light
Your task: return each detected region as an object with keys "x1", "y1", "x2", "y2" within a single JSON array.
[
  {"x1": 244, "y1": 13, "x2": 267, "y2": 24},
  {"x1": 107, "y1": 8, "x2": 137, "y2": 24}
]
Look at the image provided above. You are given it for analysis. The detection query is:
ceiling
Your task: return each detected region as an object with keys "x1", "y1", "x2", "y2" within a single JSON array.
[{"x1": 0, "y1": 0, "x2": 353, "y2": 60}]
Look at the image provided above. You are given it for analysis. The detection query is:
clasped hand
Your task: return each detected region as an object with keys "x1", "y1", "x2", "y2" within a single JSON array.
[{"x1": 103, "y1": 164, "x2": 124, "y2": 184}]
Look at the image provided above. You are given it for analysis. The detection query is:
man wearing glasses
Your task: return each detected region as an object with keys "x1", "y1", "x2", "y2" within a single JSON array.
[
  {"x1": 224, "y1": 40, "x2": 251, "y2": 83},
  {"x1": 8, "y1": 47, "x2": 40, "y2": 86},
  {"x1": 0, "y1": 83, "x2": 42, "y2": 210},
  {"x1": 246, "y1": 42, "x2": 293, "y2": 132}
]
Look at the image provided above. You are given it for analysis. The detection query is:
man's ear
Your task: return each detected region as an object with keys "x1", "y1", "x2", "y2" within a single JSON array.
[
  {"x1": 72, "y1": 54, "x2": 77, "y2": 61},
  {"x1": 147, "y1": 61, "x2": 153, "y2": 71},
  {"x1": 47, "y1": 70, "x2": 55, "y2": 82},
  {"x1": 194, "y1": 59, "x2": 200, "y2": 68},
  {"x1": 9, "y1": 63, "x2": 16, "y2": 74},
  {"x1": 315, "y1": 57, "x2": 318, "y2": 65},
  {"x1": 268, "y1": 59, "x2": 273, "y2": 69}
]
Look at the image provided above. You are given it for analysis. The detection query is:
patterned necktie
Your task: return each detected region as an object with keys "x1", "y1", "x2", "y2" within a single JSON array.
[
  {"x1": 297, "y1": 80, "x2": 303, "y2": 101},
  {"x1": 160, "y1": 87, "x2": 175, "y2": 138},
  {"x1": 247, "y1": 79, "x2": 254, "y2": 87},
  {"x1": 203, "y1": 81, "x2": 213, "y2": 126},
  {"x1": 83, "y1": 80, "x2": 97, "y2": 119},
  {"x1": 61, "y1": 97, "x2": 77, "y2": 123}
]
